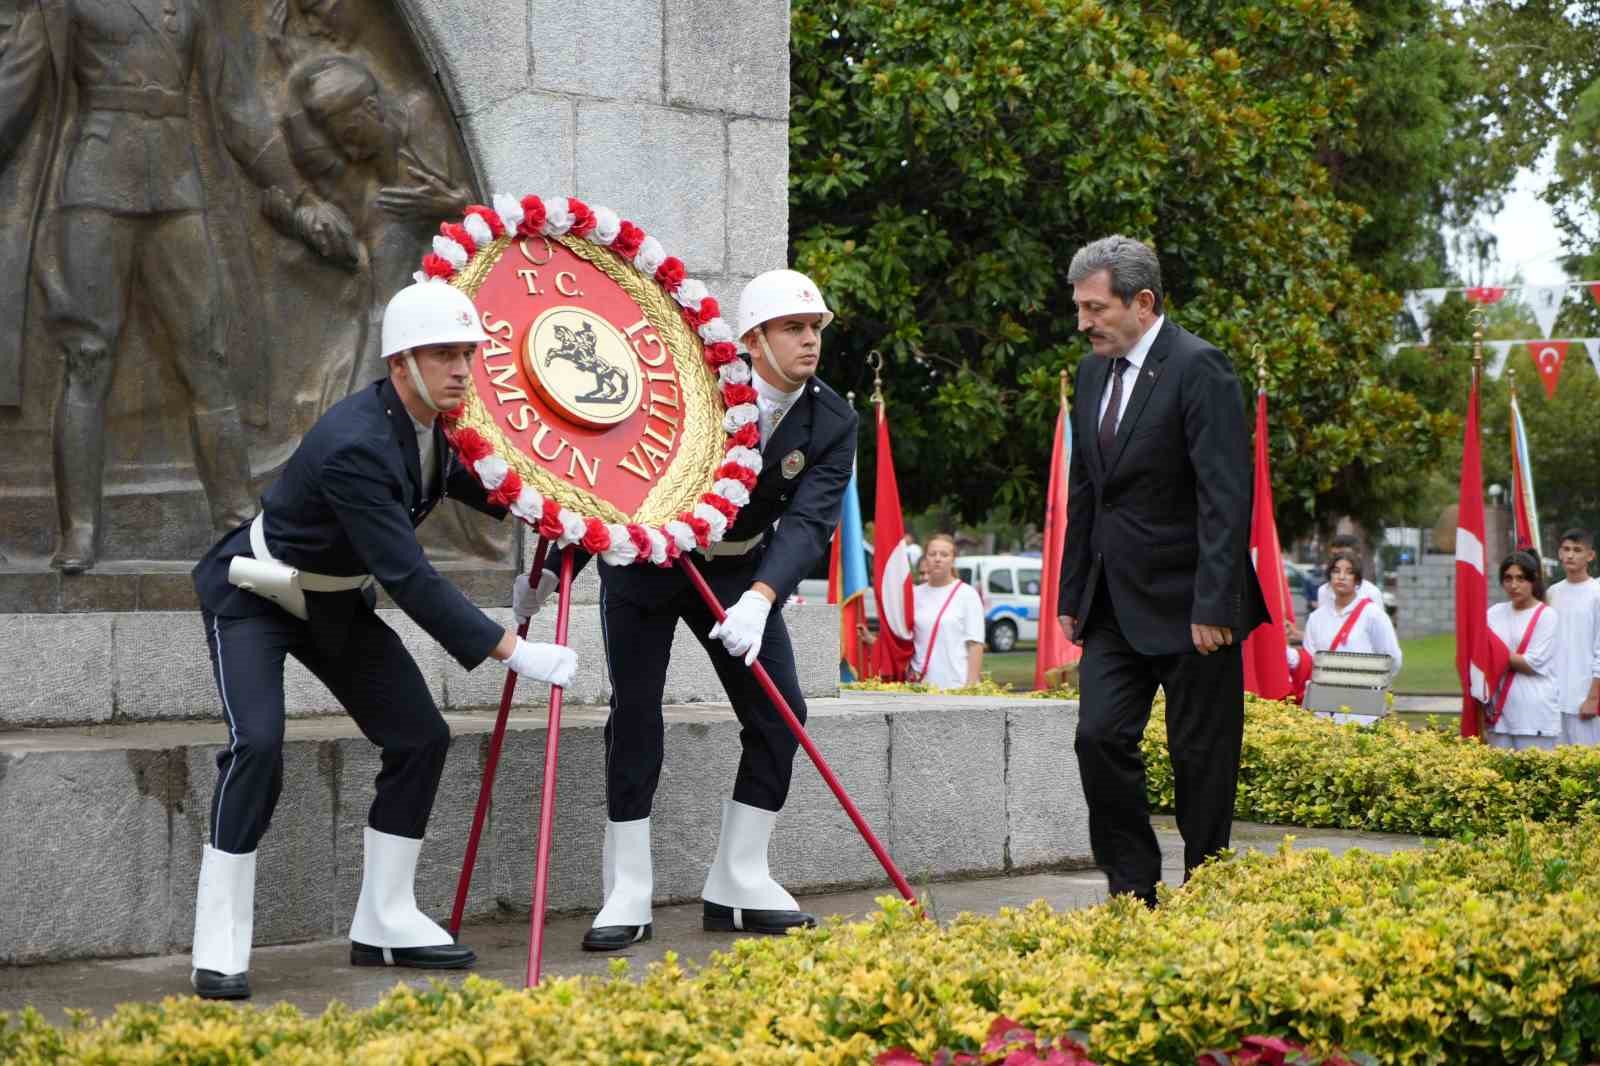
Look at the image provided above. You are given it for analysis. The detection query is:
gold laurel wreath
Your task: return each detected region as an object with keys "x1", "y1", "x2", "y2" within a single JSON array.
[{"x1": 450, "y1": 235, "x2": 722, "y2": 525}]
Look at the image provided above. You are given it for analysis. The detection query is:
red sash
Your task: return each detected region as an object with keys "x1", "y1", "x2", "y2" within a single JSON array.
[
  {"x1": 1490, "y1": 603, "x2": 1547, "y2": 722},
  {"x1": 1327, "y1": 598, "x2": 1370, "y2": 653},
  {"x1": 907, "y1": 581, "x2": 966, "y2": 684}
]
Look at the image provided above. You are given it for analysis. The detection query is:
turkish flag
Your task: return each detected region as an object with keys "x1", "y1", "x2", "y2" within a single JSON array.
[
  {"x1": 1242, "y1": 389, "x2": 1293, "y2": 700},
  {"x1": 1588, "y1": 283, "x2": 1600, "y2": 308},
  {"x1": 1035, "y1": 384, "x2": 1081, "y2": 689},
  {"x1": 1456, "y1": 370, "x2": 1510, "y2": 738},
  {"x1": 1465, "y1": 286, "x2": 1507, "y2": 305},
  {"x1": 1527, "y1": 340, "x2": 1568, "y2": 399},
  {"x1": 870, "y1": 401, "x2": 916, "y2": 680}
]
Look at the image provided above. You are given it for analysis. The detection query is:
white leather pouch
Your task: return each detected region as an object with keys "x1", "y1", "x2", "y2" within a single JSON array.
[{"x1": 227, "y1": 555, "x2": 309, "y2": 621}]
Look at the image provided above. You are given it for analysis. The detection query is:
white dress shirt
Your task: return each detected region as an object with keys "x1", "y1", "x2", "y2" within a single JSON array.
[
  {"x1": 1547, "y1": 578, "x2": 1600, "y2": 714},
  {"x1": 1096, "y1": 315, "x2": 1164, "y2": 430},
  {"x1": 753, "y1": 373, "x2": 803, "y2": 449},
  {"x1": 410, "y1": 413, "x2": 438, "y2": 495}
]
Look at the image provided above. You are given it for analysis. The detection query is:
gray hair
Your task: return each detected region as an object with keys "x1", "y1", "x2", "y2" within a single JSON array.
[{"x1": 1066, "y1": 235, "x2": 1164, "y2": 314}]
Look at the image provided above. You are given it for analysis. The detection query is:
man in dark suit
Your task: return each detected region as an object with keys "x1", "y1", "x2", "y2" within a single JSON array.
[
  {"x1": 518, "y1": 269, "x2": 856, "y2": 951},
  {"x1": 1057, "y1": 236, "x2": 1267, "y2": 907},
  {"x1": 187, "y1": 280, "x2": 578, "y2": 1000}
]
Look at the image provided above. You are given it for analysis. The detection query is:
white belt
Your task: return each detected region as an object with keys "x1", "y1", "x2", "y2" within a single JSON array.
[
  {"x1": 698, "y1": 532, "x2": 765, "y2": 559},
  {"x1": 251, "y1": 514, "x2": 373, "y2": 593}
]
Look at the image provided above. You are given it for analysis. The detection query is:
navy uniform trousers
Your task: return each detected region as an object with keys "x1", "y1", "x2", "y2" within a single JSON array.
[
  {"x1": 200, "y1": 605, "x2": 450, "y2": 854},
  {"x1": 596, "y1": 550, "x2": 807, "y2": 822}
]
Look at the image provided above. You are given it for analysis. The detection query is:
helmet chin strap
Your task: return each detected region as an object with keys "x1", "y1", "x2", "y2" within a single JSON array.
[
  {"x1": 402, "y1": 352, "x2": 443, "y2": 414},
  {"x1": 756, "y1": 328, "x2": 804, "y2": 389}
]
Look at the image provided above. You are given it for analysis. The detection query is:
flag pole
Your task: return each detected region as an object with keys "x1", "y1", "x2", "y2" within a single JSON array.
[
  {"x1": 1469, "y1": 313, "x2": 1486, "y2": 737},
  {"x1": 846, "y1": 388, "x2": 865, "y2": 674}
]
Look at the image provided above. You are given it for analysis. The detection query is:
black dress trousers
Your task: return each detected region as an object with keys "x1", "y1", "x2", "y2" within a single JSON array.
[{"x1": 1073, "y1": 583, "x2": 1245, "y2": 899}]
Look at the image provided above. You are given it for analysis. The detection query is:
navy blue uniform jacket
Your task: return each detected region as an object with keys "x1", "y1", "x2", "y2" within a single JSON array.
[
  {"x1": 1059, "y1": 320, "x2": 1269, "y2": 656},
  {"x1": 193, "y1": 379, "x2": 507, "y2": 668},
  {"x1": 553, "y1": 366, "x2": 858, "y2": 601}
]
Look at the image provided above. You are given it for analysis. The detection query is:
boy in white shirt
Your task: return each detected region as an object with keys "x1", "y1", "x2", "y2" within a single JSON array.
[{"x1": 1547, "y1": 528, "x2": 1600, "y2": 746}]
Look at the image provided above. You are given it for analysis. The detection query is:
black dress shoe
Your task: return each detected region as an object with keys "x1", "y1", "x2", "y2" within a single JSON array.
[
  {"x1": 581, "y1": 923, "x2": 653, "y2": 951},
  {"x1": 192, "y1": 969, "x2": 251, "y2": 1000},
  {"x1": 702, "y1": 901, "x2": 816, "y2": 935},
  {"x1": 350, "y1": 941, "x2": 477, "y2": 969}
]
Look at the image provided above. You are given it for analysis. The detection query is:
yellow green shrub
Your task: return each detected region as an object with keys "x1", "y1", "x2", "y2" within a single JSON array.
[
  {"x1": 1143, "y1": 697, "x2": 1600, "y2": 836},
  {"x1": 5, "y1": 820, "x2": 1600, "y2": 1064}
]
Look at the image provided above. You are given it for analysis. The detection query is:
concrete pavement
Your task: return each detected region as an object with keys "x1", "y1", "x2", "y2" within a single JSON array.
[{"x1": 0, "y1": 817, "x2": 1423, "y2": 1025}]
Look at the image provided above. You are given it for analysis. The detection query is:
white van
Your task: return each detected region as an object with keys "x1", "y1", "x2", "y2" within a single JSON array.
[{"x1": 955, "y1": 554, "x2": 1044, "y2": 653}]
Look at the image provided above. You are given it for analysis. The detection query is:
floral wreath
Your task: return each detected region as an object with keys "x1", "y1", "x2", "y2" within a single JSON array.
[{"x1": 415, "y1": 194, "x2": 760, "y2": 568}]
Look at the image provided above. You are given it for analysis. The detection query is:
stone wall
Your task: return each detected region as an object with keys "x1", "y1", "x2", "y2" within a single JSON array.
[
  {"x1": 404, "y1": 0, "x2": 790, "y2": 316},
  {"x1": 1395, "y1": 555, "x2": 1507, "y2": 638},
  {"x1": 0, "y1": 696, "x2": 1093, "y2": 964}
]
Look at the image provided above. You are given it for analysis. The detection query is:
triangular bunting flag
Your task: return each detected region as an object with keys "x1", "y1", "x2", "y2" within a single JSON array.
[
  {"x1": 1527, "y1": 340, "x2": 1569, "y2": 398},
  {"x1": 1584, "y1": 338, "x2": 1600, "y2": 382},
  {"x1": 1466, "y1": 286, "x2": 1507, "y2": 305},
  {"x1": 1526, "y1": 285, "x2": 1565, "y2": 339},
  {"x1": 1406, "y1": 289, "x2": 1447, "y2": 341},
  {"x1": 1485, "y1": 340, "x2": 1513, "y2": 379},
  {"x1": 1588, "y1": 283, "x2": 1600, "y2": 308}
]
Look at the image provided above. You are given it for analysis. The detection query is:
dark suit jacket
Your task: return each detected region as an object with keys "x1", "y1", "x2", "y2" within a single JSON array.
[
  {"x1": 193, "y1": 379, "x2": 507, "y2": 668},
  {"x1": 1059, "y1": 320, "x2": 1268, "y2": 656},
  {"x1": 554, "y1": 364, "x2": 859, "y2": 605}
]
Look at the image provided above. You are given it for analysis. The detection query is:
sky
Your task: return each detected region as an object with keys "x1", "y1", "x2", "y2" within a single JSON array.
[{"x1": 1466, "y1": 161, "x2": 1575, "y2": 286}]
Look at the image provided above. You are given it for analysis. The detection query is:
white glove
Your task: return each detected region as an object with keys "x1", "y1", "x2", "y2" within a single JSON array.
[
  {"x1": 506, "y1": 638, "x2": 578, "y2": 687},
  {"x1": 708, "y1": 590, "x2": 773, "y2": 667},
  {"x1": 512, "y1": 570, "x2": 559, "y2": 623}
]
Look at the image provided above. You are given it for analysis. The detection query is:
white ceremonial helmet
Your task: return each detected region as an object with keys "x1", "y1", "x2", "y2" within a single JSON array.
[
  {"x1": 380, "y1": 280, "x2": 488, "y2": 359},
  {"x1": 736, "y1": 269, "x2": 833, "y2": 339}
]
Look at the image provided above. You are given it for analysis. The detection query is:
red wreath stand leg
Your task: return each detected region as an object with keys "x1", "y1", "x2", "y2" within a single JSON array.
[
  {"x1": 676, "y1": 555, "x2": 918, "y2": 906},
  {"x1": 446, "y1": 538, "x2": 576, "y2": 987},
  {"x1": 450, "y1": 547, "x2": 916, "y2": 988}
]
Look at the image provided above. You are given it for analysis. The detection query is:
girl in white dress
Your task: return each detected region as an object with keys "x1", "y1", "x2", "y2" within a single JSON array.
[
  {"x1": 1301, "y1": 552, "x2": 1403, "y2": 724},
  {"x1": 1486, "y1": 551, "x2": 1561, "y2": 751}
]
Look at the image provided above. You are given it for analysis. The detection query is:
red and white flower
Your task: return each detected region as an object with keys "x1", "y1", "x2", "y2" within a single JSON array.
[{"x1": 422, "y1": 193, "x2": 761, "y2": 566}]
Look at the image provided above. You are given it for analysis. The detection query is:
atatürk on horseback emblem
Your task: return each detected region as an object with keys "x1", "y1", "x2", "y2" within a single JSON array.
[{"x1": 524, "y1": 308, "x2": 642, "y2": 427}]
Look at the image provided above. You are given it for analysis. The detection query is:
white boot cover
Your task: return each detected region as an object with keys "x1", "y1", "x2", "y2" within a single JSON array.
[
  {"x1": 191, "y1": 845, "x2": 256, "y2": 976},
  {"x1": 701, "y1": 798, "x2": 799, "y2": 910},
  {"x1": 348, "y1": 826, "x2": 451, "y2": 948},
  {"x1": 593, "y1": 818, "x2": 653, "y2": 927}
]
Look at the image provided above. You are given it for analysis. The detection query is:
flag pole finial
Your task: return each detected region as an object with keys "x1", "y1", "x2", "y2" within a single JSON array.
[
  {"x1": 868, "y1": 350, "x2": 885, "y2": 406},
  {"x1": 1059, "y1": 368, "x2": 1069, "y2": 404},
  {"x1": 1507, "y1": 364, "x2": 1517, "y2": 398},
  {"x1": 1252, "y1": 343, "x2": 1267, "y2": 391}
]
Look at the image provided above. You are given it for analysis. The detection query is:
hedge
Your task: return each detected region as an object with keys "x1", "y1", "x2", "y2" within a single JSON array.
[
  {"x1": 1144, "y1": 697, "x2": 1600, "y2": 838},
  {"x1": 5, "y1": 818, "x2": 1599, "y2": 1064}
]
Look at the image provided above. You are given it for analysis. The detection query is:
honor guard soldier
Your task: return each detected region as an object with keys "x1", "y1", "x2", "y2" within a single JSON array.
[
  {"x1": 187, "y1": 281, "x2": 579, "y2": 999},
  {"x1": 515, "y1": 268, "x2": 857, "y2": 950}
]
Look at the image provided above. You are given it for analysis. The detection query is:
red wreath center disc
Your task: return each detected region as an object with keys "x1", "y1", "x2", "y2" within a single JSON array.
[{"x1": 454, "y1": 234, "x2": 723, "y2": 525}]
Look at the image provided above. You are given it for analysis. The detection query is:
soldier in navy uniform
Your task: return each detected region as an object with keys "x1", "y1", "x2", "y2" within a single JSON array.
[
  {"x1": 186, "y1": 280, "x2": 578, "y2": 1000},
  {"x1": 515, "y1": 269, "x2": 856, "y2": 950}
]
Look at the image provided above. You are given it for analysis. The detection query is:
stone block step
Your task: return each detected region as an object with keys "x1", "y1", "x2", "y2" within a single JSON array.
[
  {"x1": 0, "y1": 695, "x2": 1090, "y2": 964},
  {"x1": 0, "y1": 598, "x2": 841, "y2": 727}
]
